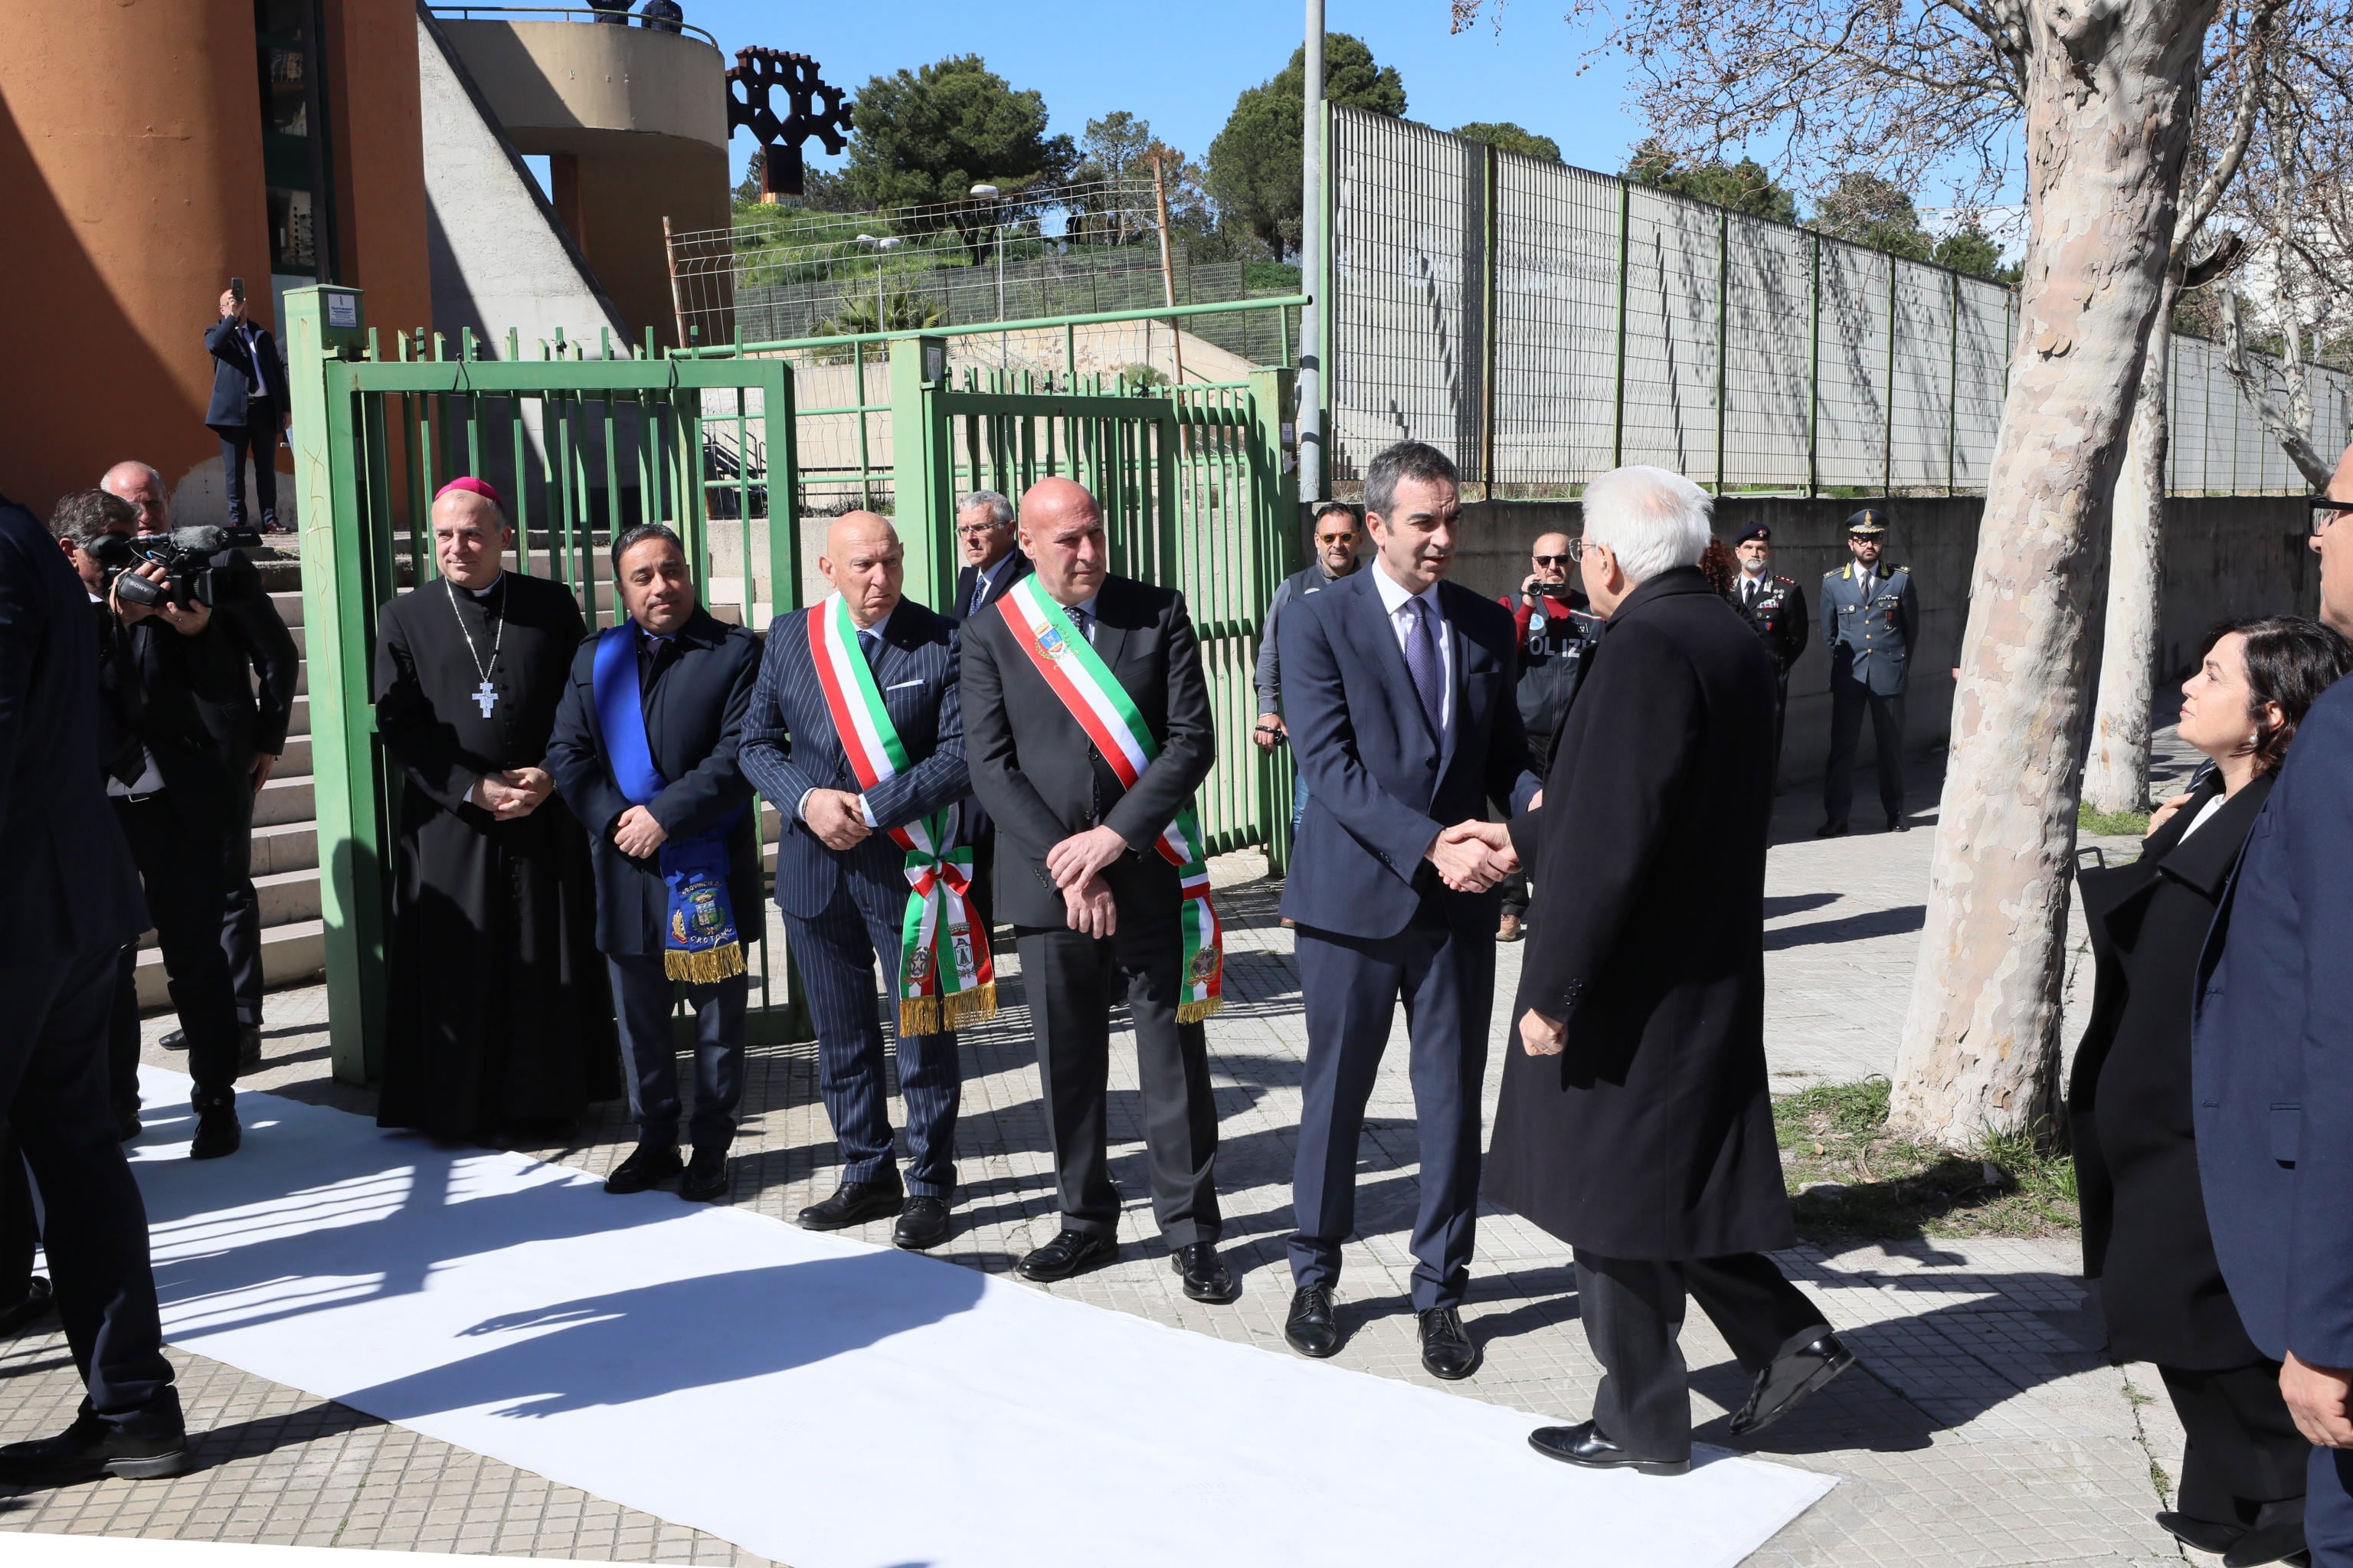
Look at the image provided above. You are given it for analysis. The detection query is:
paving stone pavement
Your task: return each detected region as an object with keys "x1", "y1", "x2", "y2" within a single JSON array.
[{"x1": 3, "y1": 745, "x2": 2214, "y2": 1566}]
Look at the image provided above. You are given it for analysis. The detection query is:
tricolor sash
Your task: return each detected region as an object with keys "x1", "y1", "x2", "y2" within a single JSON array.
[
  {"x1": 997, "y1": 577, "x2": 1224, "y2": 1023},
  {"x1": 590, "y1": 626, "x2": 745, "y2": 984},
  {"x1": 805, "y1": 594, "x2": 996, "y2": 1034}
]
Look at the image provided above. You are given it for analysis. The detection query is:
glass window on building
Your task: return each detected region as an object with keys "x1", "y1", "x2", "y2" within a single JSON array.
[{"x1": 255, "y1": 0, "x2": 330, "y2": 280}]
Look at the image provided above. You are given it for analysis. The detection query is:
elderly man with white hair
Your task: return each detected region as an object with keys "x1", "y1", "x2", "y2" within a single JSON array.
[{"x1": 1470, "y1": 465, "x2": 1855, "y2": 1476}]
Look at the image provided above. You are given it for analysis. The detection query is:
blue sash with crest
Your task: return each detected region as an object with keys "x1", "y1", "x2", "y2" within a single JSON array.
[{"x1": 591, "y1": 625, "x2": 745, "y2": 982}]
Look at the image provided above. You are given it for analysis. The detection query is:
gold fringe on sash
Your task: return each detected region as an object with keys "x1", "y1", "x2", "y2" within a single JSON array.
[
  {"x1": 666, "y1": 942, "x2": 745, "y2": 984},
  {"x1": 1176, "y1": 997, "x2": 1224, "y2": 1025},
  {"x1": 900, "y1": 980, "x2": 999, "y2": 1037}
]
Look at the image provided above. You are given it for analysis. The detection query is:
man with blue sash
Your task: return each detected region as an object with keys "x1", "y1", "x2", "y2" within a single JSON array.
[{"x1": 548, "y1": 524, "x2": 761, "y2": 1202}]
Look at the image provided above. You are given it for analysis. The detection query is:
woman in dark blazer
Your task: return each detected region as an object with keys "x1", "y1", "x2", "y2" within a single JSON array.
[{"x1": 2072, "y1": 615, "x2": 2353, "y2": 1568}]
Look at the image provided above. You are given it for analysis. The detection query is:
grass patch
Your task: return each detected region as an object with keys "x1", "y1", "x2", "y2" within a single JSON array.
[
  {"x1": 1774, "y1": 1078, "x2": 2080, "y2": 1242},
  {"x1": 2078, "y1": 800, "x2": 2152, "y2": 836}
]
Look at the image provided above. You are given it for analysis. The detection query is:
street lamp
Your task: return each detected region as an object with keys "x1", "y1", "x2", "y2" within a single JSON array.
[{"x1": 856, "y1": 233, "x2": 902, "y2": 332}]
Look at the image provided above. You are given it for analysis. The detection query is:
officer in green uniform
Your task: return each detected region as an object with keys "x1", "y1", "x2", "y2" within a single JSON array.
[{"x1": 1818, "y1": 508, "x2": 1918, "y2": 836}]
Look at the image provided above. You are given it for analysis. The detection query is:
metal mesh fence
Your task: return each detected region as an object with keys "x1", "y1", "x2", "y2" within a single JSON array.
[{"x1": 1330, "y1": 105, "x2": 2351, "y2": 496}]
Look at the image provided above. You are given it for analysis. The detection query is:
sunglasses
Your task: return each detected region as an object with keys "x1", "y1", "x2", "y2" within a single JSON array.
[
  {"x1": 1533, "y1": 554, "x2": 1569, "y2": 567},
  {"x1": 1318, "y1": 530, "x2": 1358, "y2": 544}
]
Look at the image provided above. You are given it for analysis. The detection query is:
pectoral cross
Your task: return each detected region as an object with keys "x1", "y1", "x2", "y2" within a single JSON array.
[{"x1": 473, "y1": 680, "x2": 499, "y2": 718}]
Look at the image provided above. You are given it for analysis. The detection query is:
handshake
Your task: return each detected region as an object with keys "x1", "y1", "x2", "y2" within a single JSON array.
[{"x1": 1425, "y1": 820, "x2": 1519, "y2": 893}]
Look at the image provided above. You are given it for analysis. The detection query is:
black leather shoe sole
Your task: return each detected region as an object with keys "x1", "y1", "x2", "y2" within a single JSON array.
[
  {"x1": 1172, "y1": 1252, "x2": 1238, "y2": 1304},
  {"x1": 1731, "y1": 1340, "x2": 1856, "y2": 1436},
  {"x1": 2222, "y1": 1519, "x2": 2311, "y2": 1568},
  {"x1": 1421, "y1": 1340, "x2": 1481, "y2": 1380},
  {"x1": 1527, "y1": 1426, "x2": 1690, "y2": 1477},
  {"x1": 0, "y1": 1442, "x2": 193, "y2": 1486},
  {"x1": 2156, "y1": 1513, "x2": 2248, "y2": 1557}
]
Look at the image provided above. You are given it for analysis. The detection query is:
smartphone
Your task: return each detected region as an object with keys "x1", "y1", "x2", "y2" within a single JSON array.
[{"x1": 230, "y1": 277, "x2": 246, "y2": 303}]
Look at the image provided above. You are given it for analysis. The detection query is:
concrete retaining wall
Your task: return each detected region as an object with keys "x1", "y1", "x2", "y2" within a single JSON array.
[{"x1": 1422, "y1": 493, "x2": 2315, "y2": 791}]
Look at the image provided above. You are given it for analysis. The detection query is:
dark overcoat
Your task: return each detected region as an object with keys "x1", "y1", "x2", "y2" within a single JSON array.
[
  {"x1": 544, "y1": 608, "x2": 763, "y2": 959},
  {"x1": 1483, "y1": 565, "x2": 1793, "y2": 1260},
  {"x1": 2070, "y1": 771, "x2": 2270, "y2": 1368}
]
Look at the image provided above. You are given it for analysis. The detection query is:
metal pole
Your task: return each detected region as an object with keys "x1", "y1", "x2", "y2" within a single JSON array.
[
  {"x1": 1946, "y1": 273, "x2": 1959, "y2": 495},
  {"x1": 1611, "y1": 178, "x2": 1630, "y2": 469},
  {"x1": 1154, "y1": 151, "x2": 1184, "y2": 385},
  {"x1": 1713, "y1": 207, "x2": 1728, "y2": 493},
  {"x1": 1807, "y1": 232, "x2": 1821, "y2": 498},
  {"x1": 663, "y1": 215, "x2": 688, "y2": 352},
  {"x1": 1481, "y1": 142, "x2": 1498, "y2": 497},
  {"x1": 1298, "y1": 0, "x2": 1325, "y2": 502},
  {"x1": 1883, "y1": 258, "x2": 1898, "y2": 500}
]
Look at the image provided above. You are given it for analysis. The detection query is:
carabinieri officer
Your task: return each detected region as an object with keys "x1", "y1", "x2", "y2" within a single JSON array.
[{"x1": 1817, "y1": 508, "x2": 1918, "y2": 836}]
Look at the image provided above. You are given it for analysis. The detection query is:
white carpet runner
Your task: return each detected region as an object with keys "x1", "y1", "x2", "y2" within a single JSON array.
[{"x1": 122, "y1": 1069, "x2": 1832, "y2": 1567}]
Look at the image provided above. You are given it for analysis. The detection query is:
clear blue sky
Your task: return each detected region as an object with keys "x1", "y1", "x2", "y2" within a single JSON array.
[{"x1": 677, "y1": 0, "x2": 1649, "y2": 185}]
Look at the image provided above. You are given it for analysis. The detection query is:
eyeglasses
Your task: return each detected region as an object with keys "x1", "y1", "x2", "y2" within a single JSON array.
[
  {"x1": 956, "y1": 522, "x2": 1010, "y2": 539},
  {"x1": 2311, "y1": 498, "x2": 2353, "y2": 536},
  {"x1": 1532, "y1": 554, "x2": 1569, "y2": 567},
  {"x1": 1564, "y1": 538, "x2": 1604, "y2": 563}
]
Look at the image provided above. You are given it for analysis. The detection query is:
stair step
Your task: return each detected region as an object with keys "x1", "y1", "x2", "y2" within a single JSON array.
[
  {"x1": 134, "y1": 919, "x2": 323, "y2": 1011},
  {"x1": 253, "y1": 820, "x2": 317, "y2": 876},
  {"x1": 254, "y1": 773, "x2": 313, "y2": 827},
  {"x1": 274, "y1": 735, "x2": 311, "y2": 777}
]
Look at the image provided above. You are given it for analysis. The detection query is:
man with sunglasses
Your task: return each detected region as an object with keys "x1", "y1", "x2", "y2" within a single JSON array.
[
  {"x1": 1494, "y1": 533, "x2": 1602, "y2": 941},
  {"x1": 1255, "y1": 502, "x2": 1363, "y2": 863}
]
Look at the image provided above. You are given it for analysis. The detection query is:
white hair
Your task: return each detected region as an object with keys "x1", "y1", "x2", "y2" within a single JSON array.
[{"x1": 1579, "y1": 465, "x2": 1713, "y2": 584}]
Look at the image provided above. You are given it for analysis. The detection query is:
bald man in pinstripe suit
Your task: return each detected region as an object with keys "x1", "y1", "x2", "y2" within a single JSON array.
[{"x1": 738, "y1": 514, "x2": 970, "y2": 1251}]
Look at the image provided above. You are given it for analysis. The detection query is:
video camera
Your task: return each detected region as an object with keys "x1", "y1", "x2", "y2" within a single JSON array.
[{"x1": 90, "y1": 525, "x2": 262, "y2": 611}]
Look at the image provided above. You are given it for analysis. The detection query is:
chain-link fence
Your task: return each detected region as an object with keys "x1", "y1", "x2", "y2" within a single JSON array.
[{"x1": 1327, "y1": 106, "x2": 2351, "y2": 497}]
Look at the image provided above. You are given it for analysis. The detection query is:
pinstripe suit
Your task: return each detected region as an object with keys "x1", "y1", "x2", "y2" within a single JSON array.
[{"x1": 738, "y1": 597, "x2": 970, "y2": 1196}]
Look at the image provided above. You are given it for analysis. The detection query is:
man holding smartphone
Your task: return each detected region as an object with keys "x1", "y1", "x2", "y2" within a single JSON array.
[{"x1": 205, "y1": 280, "x2": 290, "y2": 534}]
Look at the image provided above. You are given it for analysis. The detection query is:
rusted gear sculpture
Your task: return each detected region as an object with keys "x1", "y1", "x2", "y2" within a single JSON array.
[{"x1": 726, "y1": 47, "x2": 853, "y2": 199}]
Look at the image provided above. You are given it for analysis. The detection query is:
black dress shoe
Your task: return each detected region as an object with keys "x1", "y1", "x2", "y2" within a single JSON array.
[
  {"x1": 894, "y1": 1196, "x2": 951, "y2": 1250},
  {"x1": 677, "y1": 1145, "x2": 729, "y2": 1203},
  {"x1": 2156, "y1": 1513, "x2": 2247, "y2": 1556},
  {"x1": 1886, "y1": 815, "x2": 1909, "y2": 833},
  {"x1": 159, "y1": 1028, "x2": 189, "y2": 1052},
  {"x1": 1171, "y1": 1242, "x2": 1236, "y2": 1303},
  {"x1": 1815, "y1": 820, "x2": 1849, "y2": 839},
  {"x1": 0, "y1": 1409, "x2": 191, "y2": 1485},
  {"x1": 1284, "y1": 1285, "x2": 1341, "y2": 1358},
  {"x1": 0, "y1": 1277, "x2": 55, "y2": 1338},
  {"x1": 1419, "y1": 1304, "x2": 1481, "y2": 1380},
  {"x1": 1016, "y1": 1229, "x2": 1118, "y2": 1282},
  {"x1": 1527, "y1": 1420, "x2": 1690, "y2": 1477},
  {"x1": 797, "y1": 1180, "x2": 905, "y2": 1231},
  {"x1": 189, "y1": 1107, "x2": 241, "y2": 1160},
  {"x1": 1730, "y1": 1332, "x2": 1855, "y2": 1435},
  {"x1": 604, "y1": 1142, "x2": 685, "y2": 1194},
  {"x1": 238, "y1": 1025, "x2": 263, "y2": 1072},
  {"x1": 2224, "y1": 1518, "x2": 2310, "y2": 1567}
]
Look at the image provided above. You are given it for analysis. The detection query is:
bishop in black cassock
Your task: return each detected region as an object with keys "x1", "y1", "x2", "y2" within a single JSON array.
[{"x1": 371, "y1": 480, "x2": 617, "y2": 1138}]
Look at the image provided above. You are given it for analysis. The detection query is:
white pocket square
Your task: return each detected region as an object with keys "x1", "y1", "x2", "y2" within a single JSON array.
[{"x1": 885, "y1": 679, "x2": 925, "y2": 690}]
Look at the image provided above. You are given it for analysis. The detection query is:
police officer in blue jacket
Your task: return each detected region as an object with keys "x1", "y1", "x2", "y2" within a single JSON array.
[{"x1": 1818, "y1": 509, "x2": 1918, "y2": 836}]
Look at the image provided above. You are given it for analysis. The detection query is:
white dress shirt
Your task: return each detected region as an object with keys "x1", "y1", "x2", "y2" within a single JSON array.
[
  {"x1": 1370, "y1": 562, "x2": 1453, "y2": 732},
  {"x1": 2177, "y1": 791, "x2": 2229, "y2": 843}
]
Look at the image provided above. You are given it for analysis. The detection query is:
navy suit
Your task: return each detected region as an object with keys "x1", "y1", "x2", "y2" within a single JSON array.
[
  {"x1": 948, "y1": 548, "x2": 1033, "y2": 626},
  {"x1": 1278, "y1": 566, "x2": 1541, "y2": 1309},
  {"x1": 546, "y1": 610, "x2": 761, "y2": 1151},
  {"x1": 2196, "y1": 676, "x2": 2353, "y2": 1563},
  {"x1": 0, "y1": 493, "x2": 179, "y2": 1441},
  {"x1": 204, "y1": 316, "x2": 287, "y2": 530},
  {"x1": 738, "y1": 597, "x2": 970, "y2": 1196}
]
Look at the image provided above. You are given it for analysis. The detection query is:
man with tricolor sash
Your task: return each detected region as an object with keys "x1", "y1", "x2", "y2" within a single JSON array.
[
  {"x1": 961, "y1": 476, "x2": 1235, "y2": 1303},
  {"x1": 547, "y1": 524, "x2": 761, "y2": 1204},
  {"x1": 739, "y1": 512, "x2": 977, "y2": 1252}
]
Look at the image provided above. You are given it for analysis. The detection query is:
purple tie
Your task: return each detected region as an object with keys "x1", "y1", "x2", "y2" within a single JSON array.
[{"x1": 1402, "y1": 596, "x2": 1445, "y2": 739}]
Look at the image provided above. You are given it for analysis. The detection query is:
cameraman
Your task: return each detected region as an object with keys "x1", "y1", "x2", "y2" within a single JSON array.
[
  {"x1": 1494, "y1": 532, "x2": 1602, "y2": 942},
  {"x1": 103, "y1": 461, "x2": 296, "y2": 1067},
  {"x1": 49, "y1": 489, "x2": 244, "y2": 1160}
]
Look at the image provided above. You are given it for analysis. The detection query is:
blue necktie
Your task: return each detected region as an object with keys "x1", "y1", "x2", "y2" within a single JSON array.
[
  {"x1": 1402, "y1": 596, "x2": 1444, "y2": 739},
  {"x1": 858, "y1": 628, "x2": 882, "y2": 669},
  {"x1": 1068, "y1": 603, "x2": 1092, "y2": 643}
]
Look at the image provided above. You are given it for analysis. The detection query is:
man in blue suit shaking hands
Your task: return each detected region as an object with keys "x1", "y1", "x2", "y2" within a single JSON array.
[
  {"x1": 1277, "y1": 441, "x2": 1542, "y2": 1380},
  {"x1": 2195, "y1": 439, "x2": 2353, "y2": 1568},
  {"x1": 739, "y1": 512, "x2": 973, "y2": 1252}
]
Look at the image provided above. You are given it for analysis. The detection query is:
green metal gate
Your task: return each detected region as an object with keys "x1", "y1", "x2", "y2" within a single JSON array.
[
  {"x1": 283, "y1": 286, "x2": 801, "y2": 1086},
  {"x1": 882, "y1": 340, "x2": 1301, "y2": 866}
]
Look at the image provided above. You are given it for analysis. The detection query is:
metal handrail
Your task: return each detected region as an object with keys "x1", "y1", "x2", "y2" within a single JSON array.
[{"x1": 426, "y1": 4, "x2": 722, "y2": 51}]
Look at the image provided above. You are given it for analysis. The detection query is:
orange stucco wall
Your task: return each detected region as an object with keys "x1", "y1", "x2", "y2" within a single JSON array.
[
  {"x1": 0, "y1": 0, "x2": 427, "y2": 522},
  {"x1": 0, "y1": 0, "x2": 270, "y2": 519}
]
